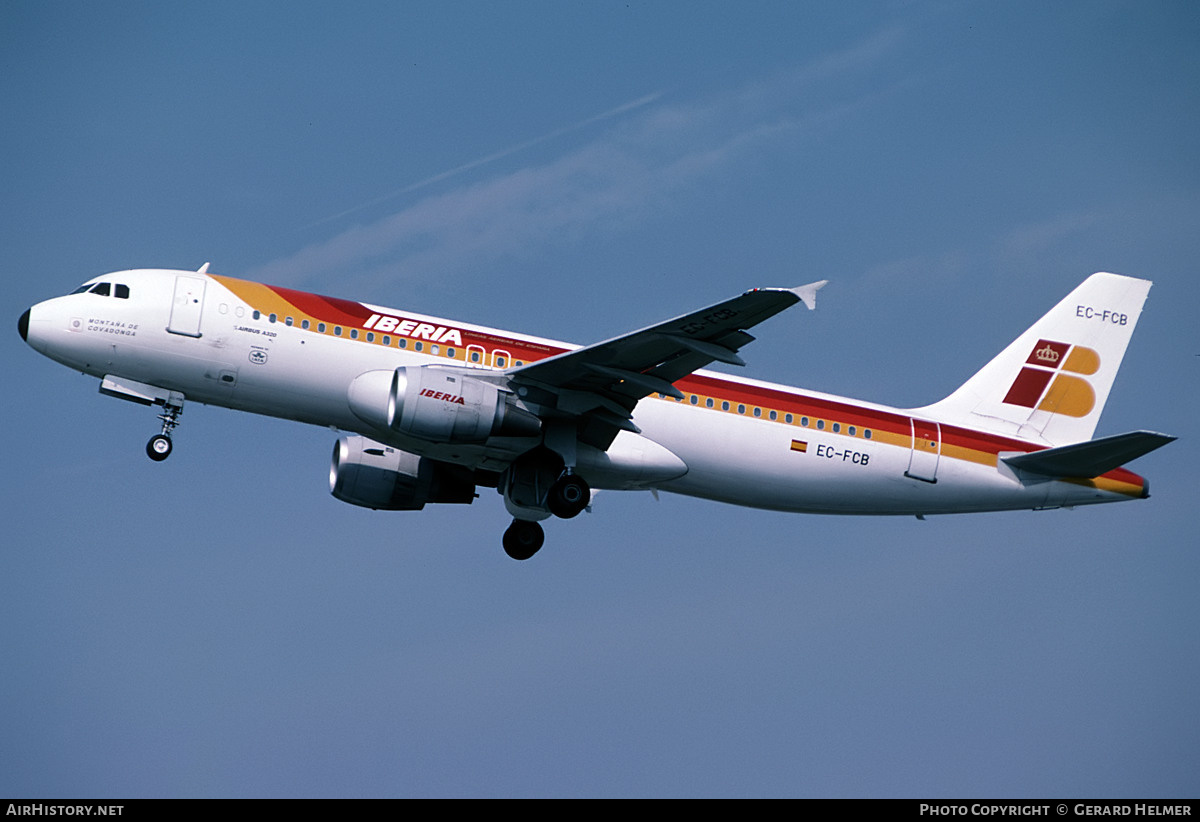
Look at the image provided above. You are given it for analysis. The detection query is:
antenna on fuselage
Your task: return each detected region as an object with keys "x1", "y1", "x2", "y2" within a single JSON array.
[{"x1": 197, "y1": 262, "x2": 211, "y2": 274}]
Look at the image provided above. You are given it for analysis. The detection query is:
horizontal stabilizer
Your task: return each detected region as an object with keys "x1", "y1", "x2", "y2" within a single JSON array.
[{"x1": 1002, "y1": 430, "x2": 1175, "y2": 478}]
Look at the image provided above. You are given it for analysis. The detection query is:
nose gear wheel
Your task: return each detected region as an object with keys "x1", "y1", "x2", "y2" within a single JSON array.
[{"x1": 146, "y1": 401, "x2": 183, "y2": 462}]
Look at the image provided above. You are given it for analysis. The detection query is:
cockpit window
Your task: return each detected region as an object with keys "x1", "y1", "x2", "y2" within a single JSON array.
[
  {"x1": 89, "y1": 282, "x2": 111, "y2": 296},
  {"x1": 115, "y1": 284, "x2": 129, "y2": 299},
  {"x1": 71, "y1": 284, "x2": 92, "y2": 294}
]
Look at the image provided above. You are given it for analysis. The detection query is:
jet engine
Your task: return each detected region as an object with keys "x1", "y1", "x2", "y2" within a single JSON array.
[
  {"x1": 348, "y1": 366, "x2": 540, "y2": 443},
  {"x1": 330, "y1": 435, "x2": 476, "y2": 510}
]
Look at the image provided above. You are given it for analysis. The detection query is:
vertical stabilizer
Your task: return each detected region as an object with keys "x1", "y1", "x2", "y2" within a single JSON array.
[{"x1": 918, "y1": 273, "x2": 1151, "y2": 446}]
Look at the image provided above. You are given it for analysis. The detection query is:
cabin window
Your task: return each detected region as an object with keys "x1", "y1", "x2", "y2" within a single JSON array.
[
  {"x1": 864, "y1": 429, "x2": 872, "y2": 439},
  {"x1": 285, "y1": 316, "x2": 294, "y2": 326},
  {"x1": 689, "y1": 395, "x2": 698, "y2": 405},
  {"x1": 382, "y1": 335, "x2": 391, "y2": 346},
  {"x1": 785, "y1": 413, "x2": 794, "y2": 424},
  {"x1": 318, "y1": 322, "x2": 326, "y2": 333},
  {"x1": 114, "y1": 284, "x2": 130, "y2": 299},
  {"x1": 816, "y1": 419, "x2": 825, "y2": 430},
  {"x1": 334, "y1": 326, "x2": 343, "y2": 336},
  {"x1": 496, "y1": 356, "x2": 507, "y2": 368},
  {"x1": 515, "y1": 360, "x2": 524, "y2": 367},
  {"x1": 446, "y1": 347, "x2": 455, "y2": 358},
  {"x1": 301, "y1": 319, "x2": 310, "y2": 330},
  {"x1": 832, "y1": 422, "x2": 840, "y2": 433},
  {"x1": 769, "y1": 410, "x2": 777, "y2": 421},
  {"x1": 706, "y1": 398, "x2": 714, "y2": 408},
  {"x1": 399, "y1": 339, "x2": 407, "y2": 349},
  {"x1": 753, "y1": 407, "x2": 761, "y2": 417},
  {"x1": 414, "y1": 341, "x2": 423, "y2": 352},
  {"x1": 430, "y1": 344, "x2": 439, "y2": 356},
  {"x1": 253, "y1": 310, "x2": 261, "y2": 320},
  {"x1": 366, "y1": 332, "x2": 374, "y2": 342},
  {"x1": 269, "y1": 313, "x2": 278, "y2": 323},
  {"x1": 721, "y1": 401, "x2": 730, "y2": 411},
  {"x1": 801, "y1": 416, "x2": 809, "y2": 427},
  {"x1": 737, "y1": 404, "x2": 746, "y2": 414},
  {"x1": 350, "y1": 329, "x2": 360, "y2": 339},
  {"x1": 470, "y1": 351, "x2": 481, "y2": 363},
  {"x1": 848, "y1": 426, "x2": 856, "y2": 436}
]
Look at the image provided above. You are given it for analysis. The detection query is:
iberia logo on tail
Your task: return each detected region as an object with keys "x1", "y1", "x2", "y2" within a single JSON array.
[{"x1": 1002, "y1": 339, "x2": 1100, "y2": 417}]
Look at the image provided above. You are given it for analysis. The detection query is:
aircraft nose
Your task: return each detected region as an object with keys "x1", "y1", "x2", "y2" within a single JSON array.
[{"x1": 18, "y1": 308, "x2": 30, "y2": 342}]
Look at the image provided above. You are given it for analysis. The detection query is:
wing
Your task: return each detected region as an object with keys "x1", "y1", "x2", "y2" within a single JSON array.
[{"x1": 507, "y1": 280, "x2": 828, "y2": 448}]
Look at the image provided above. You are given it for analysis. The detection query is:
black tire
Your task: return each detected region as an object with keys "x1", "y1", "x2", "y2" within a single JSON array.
[
  {"x1": 146, "y1": 434, "x2": 172, "y2": 461},
  {"x1": 547, "y1": 474, "x2": 590, "y2": 519},
  {"x1": 502, "y1": 519, "x2": 544, "y2": 560}
]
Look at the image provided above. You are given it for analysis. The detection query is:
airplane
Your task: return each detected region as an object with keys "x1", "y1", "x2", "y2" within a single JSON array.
[{"x1": 18, "y1": 266, "x2": 1173, "y2": 560}]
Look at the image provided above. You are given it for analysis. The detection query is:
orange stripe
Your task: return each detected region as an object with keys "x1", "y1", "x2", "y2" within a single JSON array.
[{"x1": 208, "y1": 274, "x2": 1149, "y2": 491}]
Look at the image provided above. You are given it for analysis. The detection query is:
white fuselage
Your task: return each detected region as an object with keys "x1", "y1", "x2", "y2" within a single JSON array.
[{"x1": 20, "y1": 268, "x2": 1147, "y2": 518}]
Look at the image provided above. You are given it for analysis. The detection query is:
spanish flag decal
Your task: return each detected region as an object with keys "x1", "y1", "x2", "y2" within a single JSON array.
[{"x1": 790, "y1": 439, "x2": 808, "y2": 453}]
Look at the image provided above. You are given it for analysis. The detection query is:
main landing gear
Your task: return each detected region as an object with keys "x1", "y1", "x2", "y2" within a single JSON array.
[
  {"x1": 500, "y1": 472, "x2": 591, "y2": 560},
  {"x1": 503, "y1": 519, "x2": 545, "y2": 561},
  {"x1": 145, "y1": 401, "x2": 183, "y2": 462},
  {"x1": 547, "y1": 472, "x2": 590, "y2": 519}
]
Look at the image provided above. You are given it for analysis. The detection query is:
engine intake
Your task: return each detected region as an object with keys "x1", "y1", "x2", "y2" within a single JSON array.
[
  {"x1": 348, "y1": 366, "x2": 540, "y2": 443},
  {"x1": 330, "y1": 435, "x2": 475, "y2": 510}
]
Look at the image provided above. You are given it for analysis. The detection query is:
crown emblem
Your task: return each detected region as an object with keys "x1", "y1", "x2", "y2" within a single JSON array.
[{"x1": 1035, "y1": 343, "x2": 1060, "y2": 364}]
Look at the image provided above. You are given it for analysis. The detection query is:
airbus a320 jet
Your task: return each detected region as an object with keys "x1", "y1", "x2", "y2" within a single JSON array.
[{"x1": 19, "y1": 266, "x2": 1173, "y2": 559}]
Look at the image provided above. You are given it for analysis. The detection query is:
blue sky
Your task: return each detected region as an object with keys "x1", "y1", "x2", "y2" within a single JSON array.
[{"x1": 3, "y1": 0, "x2": 1197, "y2": 798}]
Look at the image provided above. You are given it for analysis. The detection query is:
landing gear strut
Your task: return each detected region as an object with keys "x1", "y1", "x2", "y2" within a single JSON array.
[
  {"x1": 146, "y1": 401, "x2": 183, "y2": 462},
  {"x1": 503, "y1": 519, "x2": 545, "y2": 561}
]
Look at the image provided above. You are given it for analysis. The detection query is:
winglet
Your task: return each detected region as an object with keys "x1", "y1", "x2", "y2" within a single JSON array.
[{"x1": 790, "y1": 280, "x2": 828, "y2": 311}]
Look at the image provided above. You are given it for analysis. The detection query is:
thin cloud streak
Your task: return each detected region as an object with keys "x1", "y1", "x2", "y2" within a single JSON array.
[
  {"x1": 250, "y1": 29, "x2": 909, "y2": 292},
  {"x1": 305, "y1": 91, "x2": 666, "y2": 230}
]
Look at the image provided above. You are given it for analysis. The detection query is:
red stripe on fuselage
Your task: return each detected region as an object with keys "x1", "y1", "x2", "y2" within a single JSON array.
[{"x1": 218, "y1": 277, "x2": 1146, "y2": 494}]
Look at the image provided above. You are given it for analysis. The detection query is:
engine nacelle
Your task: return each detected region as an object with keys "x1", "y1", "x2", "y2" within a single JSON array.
[
  {"x1": 348, "y1": 366, "x2": 540, "y2": 443},
  {"x1": 330, "y1": 435, "x2": 475, "y2": 510}
]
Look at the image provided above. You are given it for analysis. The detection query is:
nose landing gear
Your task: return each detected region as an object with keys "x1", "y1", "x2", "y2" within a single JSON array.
[
  {"x1": 145, "y1": 401, "x2": 183, "y2": 462},
  {"x1": 146, "y1": 434, "x2": 173, "y2": 461}
]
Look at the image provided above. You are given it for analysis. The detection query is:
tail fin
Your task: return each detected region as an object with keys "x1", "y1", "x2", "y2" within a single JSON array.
[{"x1": 918, "y1": 272, "x2": 1152, "y2": 446}]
